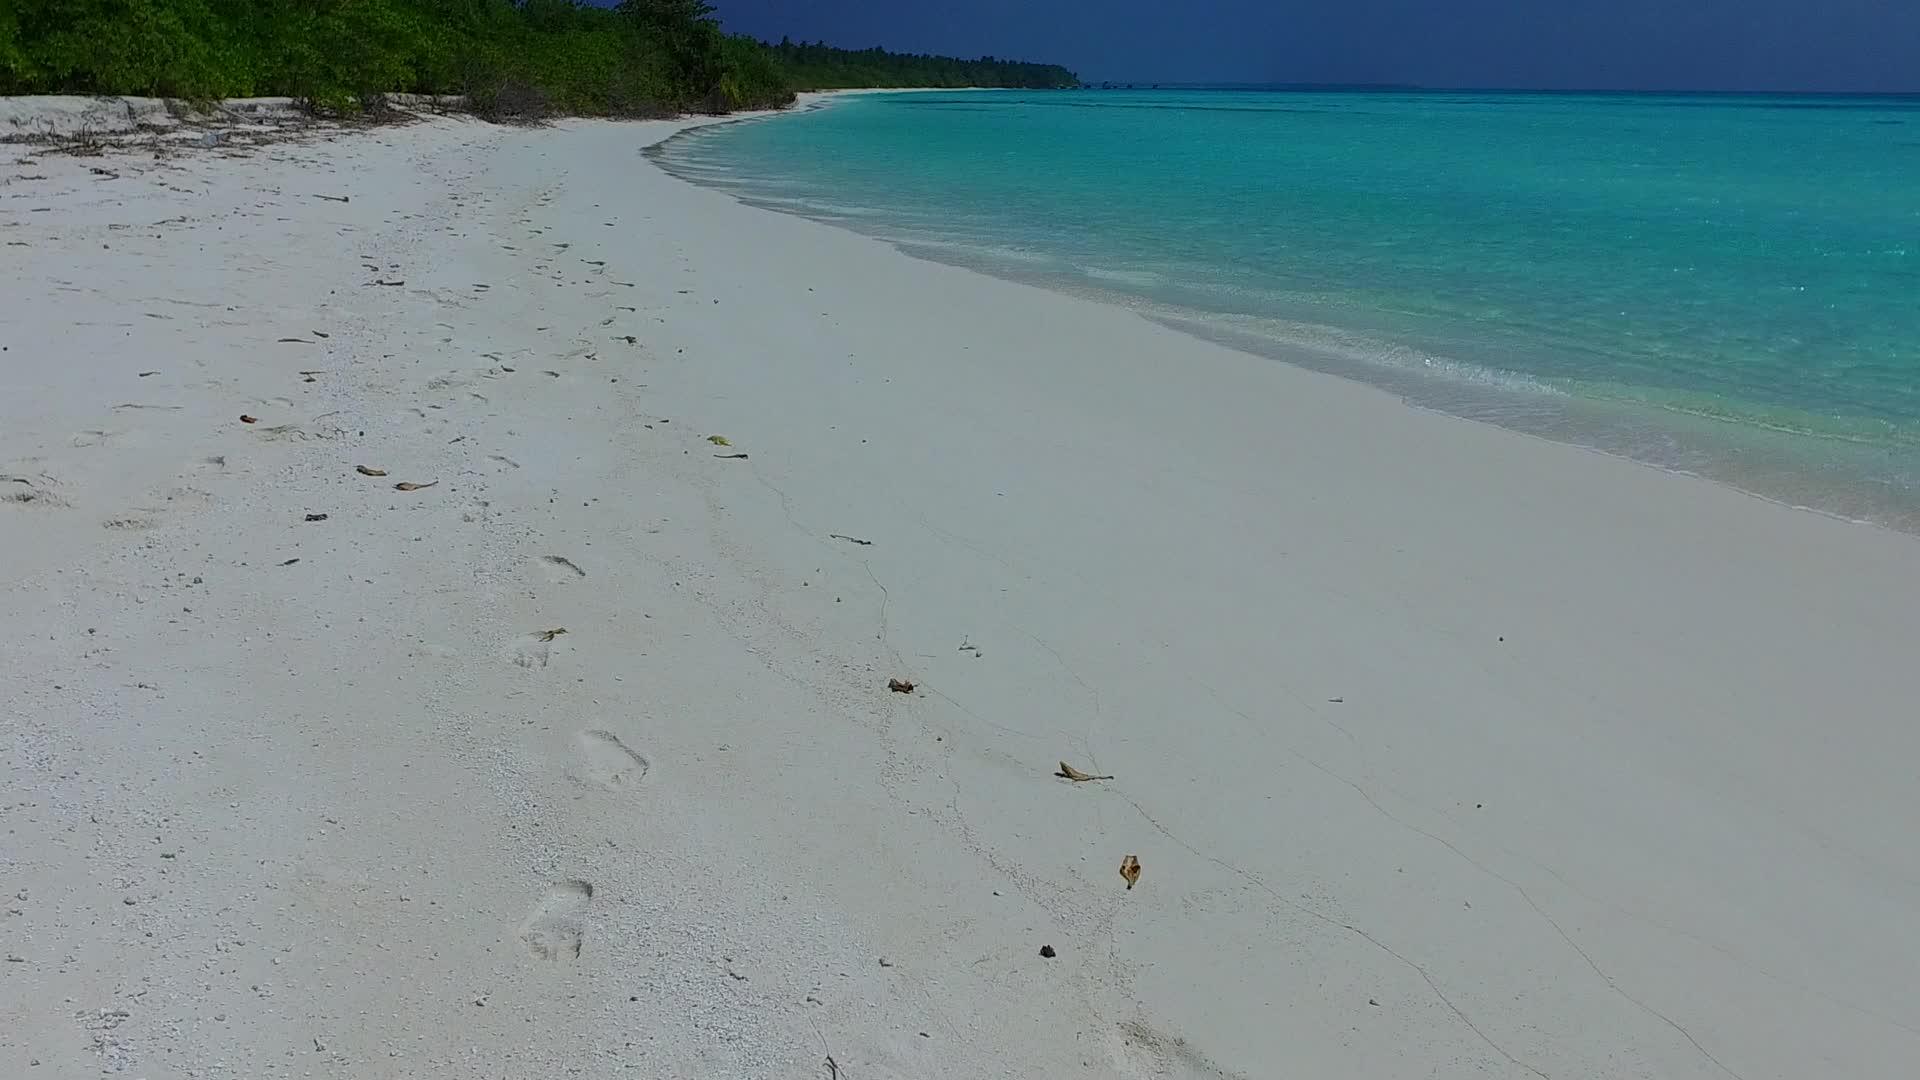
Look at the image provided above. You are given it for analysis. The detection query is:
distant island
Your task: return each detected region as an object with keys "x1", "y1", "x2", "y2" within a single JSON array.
[{"x1": 0, "y1": 0, "x2": 1080, "y2": 117}]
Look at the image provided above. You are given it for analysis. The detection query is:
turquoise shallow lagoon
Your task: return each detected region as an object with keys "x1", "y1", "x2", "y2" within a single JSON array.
[{"x1": 656, "y1": 89, "x2": 1920, "y2": 530}]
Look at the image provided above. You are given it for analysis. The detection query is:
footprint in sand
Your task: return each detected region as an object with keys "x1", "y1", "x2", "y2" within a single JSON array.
[
  {"x1": 70, "y1": 428, "x2": 120, "y2": 449},
  {"x1": 505, "y1": 632, "x2": 559, "y2": 669},
  {"x1": 101, "y1": 513, "x2": 158, "y2": 531},
  {"x1": 1115, "y1": 1019, "x2": 1247, "y2": 1080},
  {"x1": 572, "y1": 730, "x2": 649, "y2": 790},
  {"x1": 532, "y1": 553, "x2": 587, "y2": 583},
  {"x1": 2, "y1": 472, "x2": 68, "y2": 508},
  {"x1": 519, "y1": 879, "x2": 593, "y2": 961}
]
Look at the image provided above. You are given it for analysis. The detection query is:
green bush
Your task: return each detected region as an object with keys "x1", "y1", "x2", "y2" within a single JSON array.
[
  {"x1": 10, "y1": 0, "x2": 238, "y2": 97},
  {"x1": 718, "y1": 32, "x2": 792, "y2": 110},
  {"x1": 0, "y1": 0, "x2": 1075, "y2": 114},
  {"x1": 1, "y1": 9, "x2": 32, "y2": 93}
]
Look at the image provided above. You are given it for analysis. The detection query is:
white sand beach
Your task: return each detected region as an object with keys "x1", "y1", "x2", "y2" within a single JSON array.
[{"x1": 5, "y1": 98, "x2": 1919, "y2": 1079}]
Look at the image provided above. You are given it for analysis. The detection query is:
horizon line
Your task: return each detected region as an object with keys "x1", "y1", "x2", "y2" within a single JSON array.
[{"x1": 1071, "y1": 81, "x2": 1920, "y2": 97}]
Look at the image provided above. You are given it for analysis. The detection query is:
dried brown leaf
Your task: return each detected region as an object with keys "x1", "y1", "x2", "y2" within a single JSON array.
[
  {"x1": 1119, "y1": 854, "x2": 1142, "y2": 890},
  {"x1": 393, "y1": 481, "x2": 438, "y2": 491},
  {"x1": 239, "y1": 414, "x2": 257, "y2": 424},
  {"x1": 355, "y1": 465, "x2": 387, "y2": 477},
  {"x1": 1056, "y1": 761, "x2": 1113, "y2": 782},
  {"x1": 707, "y1": 435, "x2": 731, "y2": 446}
]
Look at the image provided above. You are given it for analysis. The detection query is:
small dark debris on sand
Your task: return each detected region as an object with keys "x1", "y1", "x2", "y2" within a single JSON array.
[
  {"x1": 304, "y1": 513, "x2": 329, "y2": 522},
  {"x1": 829, "y1": 533, "x2": 872, "y2": 546},
  {"x1": 888, "y1": 678, "x2": 915, "y2": 694}
]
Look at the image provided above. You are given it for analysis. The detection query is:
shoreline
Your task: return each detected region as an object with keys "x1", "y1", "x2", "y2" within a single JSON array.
[
  {"x1": 5, "y1": 99, "x2": 1920, "y2": 1078},
  {"x1": 655, "y1": 89, "x2": 1920, "y2": 538}
]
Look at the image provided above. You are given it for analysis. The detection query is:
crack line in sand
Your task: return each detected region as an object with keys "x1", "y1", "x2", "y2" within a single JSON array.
[
  {"x1": 1297, "y1": 746, "x2": 1744, "y2": 1080},
  {"x1": 1018, "y1": 627, "x2": 1107, "y2": 775},
  {"x1": 1103, "y1": 777, "x2": 1550, "y2": 1080},
  {"x1": 1253, "y1": 664, "x2": 1916, "y2": 1043},
  {"x1": 861, "y1": 560, "x2": 891, "y2": 647},
  {"x1": 1190, "y1": 681, "x2": 1748, "y2": 1080},
  {"x1": 923, "y1": 684, "x2": 1049, "y2": 741},
  {"x1": 1517, "y1": 856, "x2": 1920, "y2": 1040},
  {"x1": 615, "y1": 308, "x2": 1721, "y2": 1077}
]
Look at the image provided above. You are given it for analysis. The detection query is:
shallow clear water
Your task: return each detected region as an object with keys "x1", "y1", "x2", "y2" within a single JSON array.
[{"x1": 655, "y1": 89, "x2": 1920, "y2": 529}]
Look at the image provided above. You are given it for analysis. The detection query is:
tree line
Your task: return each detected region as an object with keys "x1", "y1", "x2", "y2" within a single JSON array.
[
  {"x1": 0, "y1": 1, "x2": 1079, "y2": 117},
  {"x1": 772, "y1": 39, "x2": 1078, "y2": 91}
]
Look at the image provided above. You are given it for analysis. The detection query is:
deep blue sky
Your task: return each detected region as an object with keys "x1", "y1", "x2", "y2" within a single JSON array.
[{"x1": 715, "y1": 1, "x2": 1920, "y2": 92}]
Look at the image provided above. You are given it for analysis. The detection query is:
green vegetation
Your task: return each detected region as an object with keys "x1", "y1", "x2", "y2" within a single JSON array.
[
  {"x1": 770, "y1": 39, "x2": 1078, "y2": 91},
  {"x1": 0, "y1": 1, "x2": 1078, "y2": 116}
]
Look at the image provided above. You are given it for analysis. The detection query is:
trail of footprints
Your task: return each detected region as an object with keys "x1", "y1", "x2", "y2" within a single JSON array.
[
  {"x1": 453, "y1": 246, "x2": 672, "y2": 963},
  {"x1": 517, "y1": 730, "x2": 649, "y2": 961}
]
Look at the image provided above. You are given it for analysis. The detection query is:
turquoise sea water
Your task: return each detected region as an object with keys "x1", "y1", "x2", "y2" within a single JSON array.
[{"x1": 654, "y1": 89, "x2": 1920, "y2": 529}]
